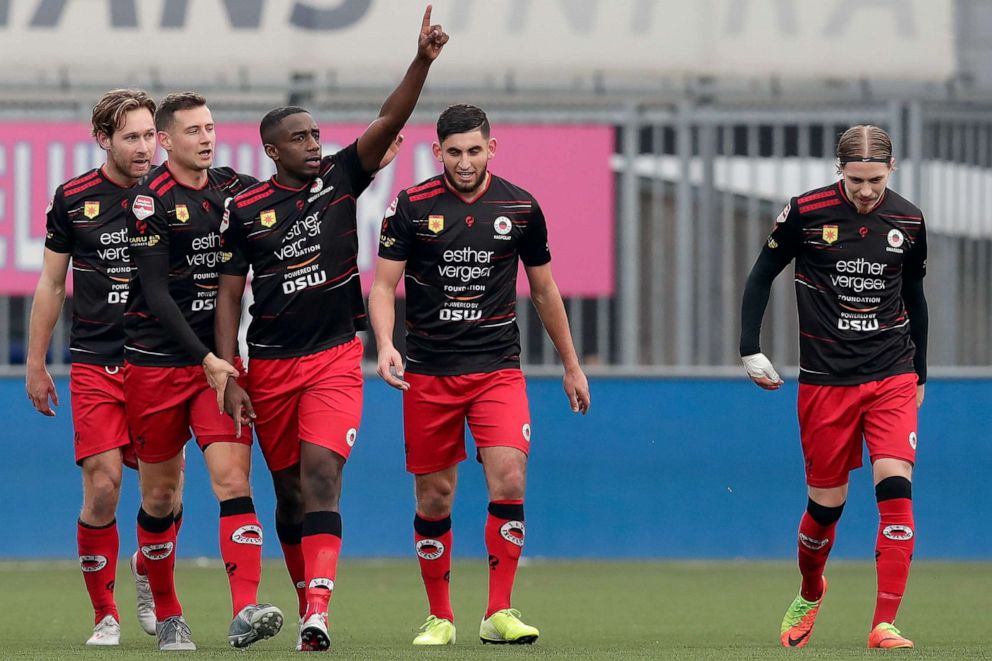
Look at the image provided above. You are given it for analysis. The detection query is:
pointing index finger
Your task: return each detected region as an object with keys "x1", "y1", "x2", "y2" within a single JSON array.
[{"x1": 422, "y1": 4, "x2": 432, "y2": 31}]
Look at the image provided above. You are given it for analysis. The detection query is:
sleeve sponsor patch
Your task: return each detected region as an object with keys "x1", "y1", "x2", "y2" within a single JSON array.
[
  {"x1": 132, "y1": 195, "x2": 155, "y2": 220},
  {"x1": 775, "y1": 202, "x2": 791, "y2": 224}
]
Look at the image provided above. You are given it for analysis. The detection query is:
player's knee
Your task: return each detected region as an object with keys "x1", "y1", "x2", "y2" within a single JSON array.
[
  {"x1": 807, "y1": 498, "x2": 845, "y2": 526},
  {"x1": 491, "y1": 467, "x2": 526, "y2": 501},
  {"x1": 210, "y1": 467, "x2": 251, "y2": 501},
  {"x1": 416, "y1": 484, "x2": 454, "y2": 518},
  {"x1": 875, "y1": 476, "x2": 912, "y2": 502}
]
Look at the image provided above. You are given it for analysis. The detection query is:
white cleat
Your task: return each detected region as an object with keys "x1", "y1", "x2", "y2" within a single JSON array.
[
  {"x1": 86, "y1": 614, "x2": 121, "y2": 646},
  {"x1": 130, "y1": 551, "x2": 157, "y2": 636},
  {"x1": 300, "y1": 612, "x2": 330, "y2": 651}
]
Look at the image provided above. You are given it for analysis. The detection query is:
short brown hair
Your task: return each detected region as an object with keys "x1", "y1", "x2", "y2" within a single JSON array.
[
  {"x1": 836, "y1": 125, "x2": 893, "y2": 173},
  {"x1": 91, "y1": 89, "x2": 156, "y2": 139},
  {"x1": 155, "y1": 92, "x2": 207, "y2": 132}
]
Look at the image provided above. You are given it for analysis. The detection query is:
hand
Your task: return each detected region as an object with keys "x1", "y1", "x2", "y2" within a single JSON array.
[
  {"x1": 202, "y1": 352, "x2": 239, "y2": 412},
  {"x1": 742, "y1": 353, "x2": 783, "y2": 390},
  {"x1": 223, "y1": 378, "x2": 256, "y2": 439},
  {"x1": 417, "y1": 5, "x2": 449, "y2": 61},
  {"x1": 916, "y1": 383, "x2": 925, "y2": 409},
  {"x1": 378, "y1": 134, "x2": 403, "y2": 171},
  {"x1": 376, "y1": 345, "x2": 410, "y2": 391},
  {"x1": 26, "y1": 364, "x2": 59, "y2": 416},
  {"x1": 563, "y1": 367, "x2": 591, "y2": 414}
]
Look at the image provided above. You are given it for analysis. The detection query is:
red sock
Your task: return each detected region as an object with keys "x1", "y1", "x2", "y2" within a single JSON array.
[
  {"x1": 137, "y1": 508, "x2": 182, "y2": 620},
  {"x1": 77, "y1": 519, "x2": 120, "y2": 623},
  {"x1": 797, "y1": 511, "x2": 839, "y2": 601},
  {"x1": 414, "y1": 513, "x2": 453, "y2": 622},
  {"x1": 873, "y1": 496, "x2": 914, "y2": 626},
  {"x1": 219, "y1": 498, "x2": 262, "y2": 615},
  {"x1": 277, "y1": 521, "x2": 306, "y2": 618},
  {"x1": 302, "y1": 511, "x2": 342, "y2": 618},
  {"x1": 485, "y1": 500, "x2": 525, "y2": 618},
  {"x1": 135, "y1": 506, "x2": 181, "y2": 577}
]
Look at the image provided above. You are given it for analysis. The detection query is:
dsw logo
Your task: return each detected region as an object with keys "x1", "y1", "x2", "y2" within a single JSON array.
[
  {"x1": 837, "y1": 318, "x2": 879, "y2": 331},
  {"x1": 439, "y1": 309, "x2": 481, "y2": 321},
  {"x1": 283, "y1": 270, "x2": 328, "y2": 294}
]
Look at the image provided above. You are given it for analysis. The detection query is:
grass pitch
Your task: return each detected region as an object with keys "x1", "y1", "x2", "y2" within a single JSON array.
[{"x1": 0, "y1": 559, "x2": 988, "y2": 659}]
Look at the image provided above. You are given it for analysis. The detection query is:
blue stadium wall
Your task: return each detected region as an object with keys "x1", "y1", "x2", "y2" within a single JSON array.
[{"x1": 1, "y1": 377, "x2": 989, "y2": 560}]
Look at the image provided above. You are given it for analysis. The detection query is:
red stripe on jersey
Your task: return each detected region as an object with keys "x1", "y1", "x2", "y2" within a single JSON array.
[
  {"x1": 406, "y1": 180, "x2": 442, "y2": 194},
  {"x1": 237, "y1": 189, "x2": 274, "y2": 208},
  {"x1": 149, "y1": 171, "x2": 172, "y2": 191},
  {"x1": 797, "y1": 190, "x2": 836, "y2": 205},
  {"x1": 64, "y1": 178, "x2": 103, "y2": 197},
  {"x1": 799, "y1": 198, "x2": 842, "y2": 214},
  {"x1": 878, "y1": 214, "x2": 923, "y2": 221},
  {"x1": 482, "y1": 200, "x2": 532, "y2": 204},
  {"x1": 329, "y1": 194, "x2": 356, "y2": 206},
  {"x1": 409, "y1": 188, "x2": 445, "y2": 202},
  {"x1": 157, "y1": 179, "x2": 177, "y2": 196},
  {"x1": 800, "y1": 330, "x2": 837, "y2": 343},
  {"x1": 65, "y1": 170, "x2": 100, "y2": 189}
]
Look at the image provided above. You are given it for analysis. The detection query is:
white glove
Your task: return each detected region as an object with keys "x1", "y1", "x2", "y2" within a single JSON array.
[{"x1": 741, "y1": 353, "x2": 782, "y2": 383}]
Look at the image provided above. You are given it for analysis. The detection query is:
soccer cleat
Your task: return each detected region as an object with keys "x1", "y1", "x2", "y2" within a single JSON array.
[
  {"x1": 779, "y1": 576, "x2": 827, "y2": 648},
  {"x1": 295, "y1": 617, "x2": 303, "y2": 651},
  {"x1": 156, "y1": 615, "x2": 196, "y2": 652},
  {"x1": 868, "y1": 622, "x2": 914, "y2": 649},
  {"x1": 130, "y1": 551, "x2": 157, "y2": 636},
  {"x1": 479, "y1": 609, "x2": 539, "y2": 645},
  {"x1": 85, "y1": 614, "x2": 121, "y2": 646},
  {"x1": 299, "y1": 612, "x2": 331, "y2": 651},
  {"x1": 413, "y1": 615, "x2": 456, "y2": 645},
  {"x1": 228, "y1": 603, "x2": 284, "y2": 648}
]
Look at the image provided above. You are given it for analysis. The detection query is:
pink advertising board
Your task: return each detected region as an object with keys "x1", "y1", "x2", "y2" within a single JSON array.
[{"x1": 0, "y1": 122, "x2": 614, "y2": 296}]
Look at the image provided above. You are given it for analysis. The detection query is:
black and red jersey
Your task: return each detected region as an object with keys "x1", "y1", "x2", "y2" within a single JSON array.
[
  {"x1": 761, "y1": 181, "x2": 927, "y2": 385},
  {"x1": 44, "y1": 167, "x2": 134, "y2": 366},
  {"x1": 378, "y1": 173, "x2": 551, "y2": 376},
  {"x1": 124, "y1": 164, "x2": 255, "y2": 366},
  {"x1": 218, "y1": 142, "x2": 373, "y2": 359}
]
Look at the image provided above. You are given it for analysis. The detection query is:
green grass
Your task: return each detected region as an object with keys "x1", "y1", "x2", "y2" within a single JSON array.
[{"x1": 0, "y1": 559, "x2": 989, "y2": 659}]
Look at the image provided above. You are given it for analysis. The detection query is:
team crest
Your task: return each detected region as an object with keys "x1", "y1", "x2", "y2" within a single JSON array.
[
  {"x1": 83, "y1": 201, "x2": 100, "y2": 219},
  {"x1": 428, "y1": 215, "x2": 444, "y2": 233},
  {"x1": 260, "y1": 210, "x2": 277, "y2": 228},
  {"x1": 822, "y1": 225, "x2": 839, "y2": 244},
  {"x1": 175, "y1": 204, "x2": 189, "y2": 223}
]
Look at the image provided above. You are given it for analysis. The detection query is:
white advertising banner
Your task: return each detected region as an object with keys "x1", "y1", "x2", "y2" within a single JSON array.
[{"x1": 0, "y1": 0, "x2": 956, "y2": 85}]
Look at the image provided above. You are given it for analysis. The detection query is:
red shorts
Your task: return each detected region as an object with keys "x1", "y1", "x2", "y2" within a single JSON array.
[
  {"x1": 122, "y1": 362, "x2": 247, "y2": 463},
  {"x1": 247, "y1": 337, "x2": 364, "y2": 472},
  {"x1": 403, "y1": 369, "x2": 532, "y2": 475},
  {"x1": 70, "y1": 363, "x2": 137, "y2": 469},
  {"x1": 797, "y1": 372, "x2": 919, "y2": 488}
]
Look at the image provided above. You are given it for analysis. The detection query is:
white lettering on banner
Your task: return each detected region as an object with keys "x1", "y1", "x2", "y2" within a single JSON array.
[
  {"x1": 16, "y1": 143, "x2": 43, "y2": 270},
  {"x1": 0, "y1": 145, "x2": 6, "y2": 268},
  {"x1": 356, "y1": 160, "x2": 396, "y2": 272}
]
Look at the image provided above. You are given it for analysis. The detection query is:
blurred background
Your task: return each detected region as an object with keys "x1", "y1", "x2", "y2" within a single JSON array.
[{"x1": 0, "y1": 1, "x2": 988, "y2": 561}]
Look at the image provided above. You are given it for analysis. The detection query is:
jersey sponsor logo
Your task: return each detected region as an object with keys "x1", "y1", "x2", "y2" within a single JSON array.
[
  {"x1": 882, "y1": 524, "x2": 914, "y2": 541},
  {"x1": 837, "y1": 317, "x2": 879, "y2": 331},
  {"x1": 346, "y1": 428, "x2": 357, "y2": 447},
  {"x1": 909, "y1": 431, "x2": 917, "y2": 450},
  {"x1": 140, "y1": 541, "x2": 174, "y2": 561},
  {"x1": 798, "y1": 532, "x2": 829, "y2": 550},
  {"x1": 775, "y1": 203, "x2": 790, "y2": 224},
  {"x1": 231, "y1": 524, "x2": 263, "y2": 546},
  {"x1": 83, "y1": 201, "x2": 100, "y2": 219},
  {"x1": 499, "y1": 521, "x2": 525, "y2": 547},
  {"x1": 415, "y1": 539, "x2": 445, "y2": 560},
  {"x1": 428, "y1": 214, "x2": 444, "y2": 233},
  {"x1": 220, "y1": 208, "x2": 230, "y2": 234},
  {"x1": 79, "y1": 554, "x2": 108, "y2": 572},
  {"x1": 132, "y1": 195, "x2": 155, "y2": 220},
  {"x1": 307, "y1": 178, "x2": 335, "y2": 203},
  {"x1": 97, "y1": 228, "x2": 129, "y2": 262},
  {"x1": 522, "y1": 423, "x2": 531, "y2": 442},
  {"x1": 494, "y1": 216, "x2": 512, "y2": 235},
  {"x1": 175, "y1": 204, "x2": 189, "y2": 223},
  {"x1": 767, "y1": 237, "x2": 778, "y2": 249},
  {"x1": 831, "y1": 259, "x2": 885, "y2": 293},
  {"x1": 282, "y1": 268, "x2": 328, "y2": 294},
  {"x1": 439, "y1": 308, "x2": 482, "y2": 321},
  {"x1": 309, "y1": 577, "x2": 334, "y2": 590},
  {"x1": 260, "y1": 209, "x2": 277, "y2": 228},
  {"x1": 380, "y1": 233, "x2": 396, "y2": 248},
  {"x1": 45, "y1": 197, "x2": 54, "y2": 213},
  {"x1": 822, "y1": 225, "x2": 839, "y2": 244},
  {"x1": 438, "y1": 247, "x2": 495, "y2": 282},
  {"x1": 384, "y1": 196, "x2": 398, "y2": 218}
]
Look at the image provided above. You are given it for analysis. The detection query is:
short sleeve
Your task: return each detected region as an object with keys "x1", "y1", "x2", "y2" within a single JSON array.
[
  {"x1": 377, "y1": 193, "x2": 415, "y2": 261},
  {"x1": 219, "y1": 203, "x2": 251, "y2": 276},
  {"x1": 329, "y1": 141, "x2": 374, "y2": 198},
  {"x1": 519, "y1": 198, "x2": 551, "y2": 267},
  {"x1": 44, "y1": 188, "x2": 73, "y2": 254},
  {"x1": 904, "y1": 216, "x2": 927, "y2": 280},
  {"x1": 761, "y1": 198, "x2": 803, "y2": 266}
]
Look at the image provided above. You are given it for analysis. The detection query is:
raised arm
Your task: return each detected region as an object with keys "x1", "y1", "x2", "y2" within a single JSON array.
[
  {"x1": 356, "y1": 5, "x2": 448, "y2": 173},
  {"x1": 26, "y1": 249, "x2": 71, "y2": 416}
]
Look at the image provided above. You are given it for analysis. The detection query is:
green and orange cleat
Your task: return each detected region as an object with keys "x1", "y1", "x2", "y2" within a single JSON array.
[
  {"x1": 868, "y1": 622, "x2": 914, "y2": 649},
  {"x1": 779, "y1": 577, "x2": 827, "y2": 648}
]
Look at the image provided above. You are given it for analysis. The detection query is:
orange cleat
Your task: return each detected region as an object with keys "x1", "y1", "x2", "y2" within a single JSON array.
[
  {"x1": 868, "y1": 622, "x2": 914, "y2": 649},
  {"x1": 779, "y1": 576, "x2": 827, "y2": 648}
]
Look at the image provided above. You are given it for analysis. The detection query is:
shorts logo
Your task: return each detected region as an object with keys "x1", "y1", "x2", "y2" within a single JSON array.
[
  {"x1": 260, "y1": 210, "x2": 277, "y2": 228},
  {"x1": 231, "y1": 524, "x2": 263, "y2": 546},
  {"x1": 494, "y1": 216, "x2": 513, "y2": 235},
  {"x1": 882, "y1": 525, "x2": 914, "y2": 541},
  {"x1": 522, "y1": 423, "x2": 531, "y2": 442},
  {"x1": 175, "y1": 204, "x2": 189, "y2": 223},
  {"x1": 132, "y1": 195, "x2": 155, "y2": 220},
  {"x1": 83, "y1": 201, "x2": 100, "y2": 219},
  {"x1": 79, "y1": 554, "x2": 108, "y2": 572},
  {"x1": 909, "y1": 431, "x2": 917, "y2": 450},
  {"x1": 295, "y1": 580, "x2": 306, "y2": 589},
  {"x1": 416, "y1": 539, "x2": 445, "y2": 560},
  {"x1": 500, "y1": 521, "x2": 525, "y2": 547},
  {"x1": 140, "y1": 542, "x2": 174, "y2": 561},
  {"x1": 309, "y1": 577, "x2": 334, "y2": 590},
  {"x1": 798, "y1": 533, "x2": 829, "y2": 550},
  {"x1": 346, "y1": 428, "x2": 357, "y2": 447},
  {"x1": 428, "y1": 215, "x2": 444, "y2": 233},
  {"x1": 887, "y1": 229, "x2": 904, "y2": 248},
  {"x1": 822, "y1": 225, "x2": 839, "y2": 244}
]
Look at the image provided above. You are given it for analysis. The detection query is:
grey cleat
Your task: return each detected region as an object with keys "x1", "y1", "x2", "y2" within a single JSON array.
[
  {"x1": 130, "y1": 551, "x2": 157, "y2": 636},
  {"x1": 156, "y1": 615, "x2": 196, "y2": 652},
  {"x1": 228, "y1": 603, "x2": 284, "y2": 648}
]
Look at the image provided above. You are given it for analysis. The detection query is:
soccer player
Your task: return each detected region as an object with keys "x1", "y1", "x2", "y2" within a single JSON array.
[
  {"x1": 211, "y1": 6, "x2": 448, "y2": 652},
  {"x1": 369, "y1": 104, "x2": 591, "y2": 646},
  {"x1": 25, "y1": 88, "x2": 180, "y2": 646},
  {"x1": 124, "y1": 92, "x2": 283, "y2": 651},
  {"x1": 739, "y1": 125, "x2": 928, "y2": 649}
]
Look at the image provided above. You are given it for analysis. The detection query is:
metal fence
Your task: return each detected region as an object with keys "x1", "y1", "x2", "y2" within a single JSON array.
[{"x1": 2, "y1": 100, "x2": 990, "y2": 377}]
